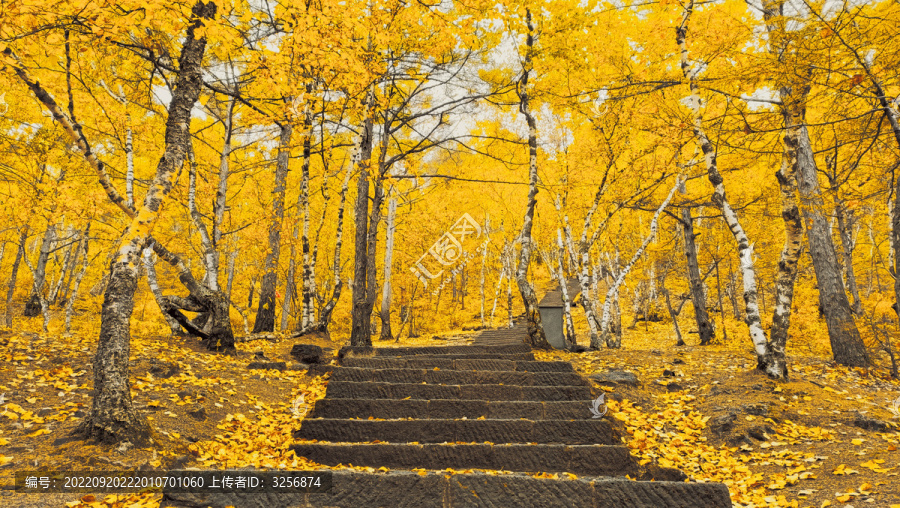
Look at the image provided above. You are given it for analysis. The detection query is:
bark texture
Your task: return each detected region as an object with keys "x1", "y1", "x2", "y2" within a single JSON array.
[
  {"x1": 24, "y1": 223, "x2": 55, "y2": 317},
  {"x1": 5, "y1": 229, "x2": 27, "y2": 327},
  {"x1": 72, "y1": 0, "x2": 216, "y2": 443},
  {"x1": 795, "y1": 126, "x2": 868, "y2": 367},
  {"x1": 349, "y1": 98, "x2": 376, "y2": 347},
  {"x1": 254, "y1": 123, "x2": 293, "y2": 332},
  {"x1": 681, "y1": 205, "x2": 713, "y2": 345},
  {"x1": 294, "y1": 151, "x2": 354, "y2": 337},
  {"x1": 677, "y1": 2, "x2": 769, "y2": 364},
  {"x1": 379, "y1": 196, "x2": 397, "y2": 341},
  {"x1": 766, "y1": 120, "x2": 804, "y2": 378},
  {"x1": 514, "y1": 9, "x2": 550, "y2": 349}
]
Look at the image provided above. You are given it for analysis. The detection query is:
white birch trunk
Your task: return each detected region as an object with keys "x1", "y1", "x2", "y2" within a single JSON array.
[
  {"x1": 142, "y1": 247, "x2": 182, "y2": 335},
  {"x1": 187, "y1": 141, "x2": 218, "y2": 291},
  {"x1": 677, "y1": 1, "x2": 768, "y2": 361},
  {"x1": 598, "y1": 178, "x2": 681, "y2": 348},
  {"x1": 480, "y1": 217, "x2": 489, "y2": 329},
  {"x1": 22, "y1": 250, "x2": 50, "y2": 333},
  {"x1": 379, "y1": 196, "x2": 397, "y2": 340},
  {"x1": 557, "y1": 230, "x2": 576, "y2": 348},
  {"x1": 65, "y1": 224, "x2": 91, "y2": 335}
]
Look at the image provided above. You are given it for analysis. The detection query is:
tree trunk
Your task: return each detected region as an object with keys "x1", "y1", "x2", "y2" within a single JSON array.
[
  {"x1": 480, "y1": 218, "x2": 489, "y2": 328},
  {"x1": 349, "y1": 98, "x2": 376, "y2": 347},
  {"x1": 765, "y1": 106, "x2": 804, "y2": 378},
  {"x1": 64, "y1": 223, "x2": 91, "y2": 335},
  {"x1": 187, "y1": 140, "x2": 219, "y2": 292},
  {"x1": 557, "y1": 231, "x2": 576, "y2": 348},
  {"x1": 5, "y1": 230, "x2": 28, "y2": 328},
  {"x1": 514, "y1": 9, "x2": 550, "y2": 349},
  {"x1": 284, "y1": 91, "x2": 313, "y2": 332},
  {"x1": 143, "y1": 247, "x2": 182, "y2": 336},
  {"x1": 299, "y1": 107, "x2": 315, "y2": 331},
  {"x1": 795, "y1": 126, "x2": 868, "y2": 367},
  {"x1": 226, "y1": 250, "x2": 237, "y2": 300},
  {"x1": 253, "y1": 122, "x2": 292, "y2": 333},
  {"x1": 22, "y1": 247, "x2": 51, "y2": 333},
  {"x1": 70, "y1": 1, "x2": 216, "y2": 444},
  {"x1": 598, "y1": 179, "x2": 680, "y2": 348},
  {"x1": 24, "y1": 223, "x2": 55, "y2": 317},
  {"x1": 677, "y1": 2, "x2": 768, "y2": 364},
  {"x1": 662, "y1": 288, "x2": 684, "y2": 346},
  {"x1": 49, "y1": 232, "x2": 77, "y2": 305},
  {"x1": 682, "y1": 205, "x2": 714, "y2": 345},
  {"x1": 294, "y1": 155, "x2": 354, "y2": 337},
  {"x1": 835, "y1": 200, "x2": 862, "y2": 314},
  {"x1": 379, "y1": 196, "x2": 397, "y2": 341},
  {"x1": 506, "y1": 256, "x2": 514, "y2": 329}
]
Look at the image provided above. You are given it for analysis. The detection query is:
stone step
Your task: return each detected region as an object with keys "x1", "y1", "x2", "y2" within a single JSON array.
[
  {"x1": 311, "y1": 399, "x2": 595, "y2": 420},
  {"x1": 162, "y1": 470, "x2": 733, "y2": 508},
  {"x1": 345, "y1": 352, "x2": 537, "y2": 361},
  {"x1": 325, "y1": 381, "x2": 592, "y2": 401},
  {"x1": 290, "y1": 443, "x2": 636, "y2": 476},
  {"x1": 340, "y1": 344, "x2": 531, "y2": 357},
  {"x1": 340, "y1": 357, "x2": 572, "y2": 372},
  {"x1": 295, "y1": 418, "x2": 619, "y2": 445},
  {"x1": 330, "y1": 367, "x2": 589, "y2": 386}
]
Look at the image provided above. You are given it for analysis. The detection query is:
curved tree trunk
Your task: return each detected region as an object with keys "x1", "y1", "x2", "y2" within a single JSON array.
[
  {"x1": 677, "y1": 1, "x2": 769, "y2": 366},
  {"x1": 514, "y1": 9, "x2": 550, "y2": 349},
  {"x1": 598, "y1": 179, "x2": 680, "y2": 348},
  {"x1": 142, "y1": 246, "x2": 182, "y2": 336},
  {"x1": 72, "y1": 1, "x2": 215, "y2": 443}
]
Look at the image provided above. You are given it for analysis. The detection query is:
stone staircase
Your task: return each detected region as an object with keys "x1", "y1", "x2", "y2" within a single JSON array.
[{"x1": 162, "y1": 344, "x2": 731, "y2": 507}]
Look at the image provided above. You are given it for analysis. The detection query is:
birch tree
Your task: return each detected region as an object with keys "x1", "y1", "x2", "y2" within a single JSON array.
[
  {"x1": 676, "y1": 0, "x2": 770, "y2": 368},
  {"x1": 8, "y1": 0, "x2": 219, "y2": 442}
]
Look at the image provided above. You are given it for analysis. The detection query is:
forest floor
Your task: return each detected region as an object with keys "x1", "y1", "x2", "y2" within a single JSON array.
[{"x1": 0, "y1": 319, "x2": 898, "y2": 508}]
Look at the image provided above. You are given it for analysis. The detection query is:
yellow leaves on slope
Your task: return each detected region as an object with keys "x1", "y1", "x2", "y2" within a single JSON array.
[
  {"x1": 189, "y1": 375, "x2": 330, "y2": 470},
  {"x1": 606, "y1": 392, "x2": 849, "y2": 508}
]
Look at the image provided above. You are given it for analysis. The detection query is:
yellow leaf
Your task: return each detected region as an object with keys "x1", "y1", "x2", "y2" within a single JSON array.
[
  {"x1": 27, "y1": 429, "x2": 49, "y2": 437},
  {"x1": 0, "y1": 438, "x2": 9, "y2": 445},
  {"x1": 0, "y1": 456, "x2": 12, "y2": 466},
  {"x1": 851, "y1": 438, "x2": 864, "y2": 446}
]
